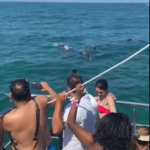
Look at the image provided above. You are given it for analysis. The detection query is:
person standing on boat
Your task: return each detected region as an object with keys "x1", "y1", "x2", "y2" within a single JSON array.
[
  {"x1": 0, "y1": 118, "x2": 5, "y2": 150},
  {"x1": 66, "y1": 83, "x2": 132, "y2": 150},
  {"x1": 52, "y1": 73, "x2": 98, "y2": 150},
  {"x1": 132, "y1": 127, "x2": 150, "y2": 150},
  {"x1": 3, "y1": 79, "x2": 57, "y2": 150},
  {"x1": 95, "y1": 79, "x2": 116, "y2": 119}
]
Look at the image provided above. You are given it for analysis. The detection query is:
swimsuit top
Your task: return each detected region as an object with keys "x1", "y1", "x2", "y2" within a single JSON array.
[
  {"x1": 98, "y1": 105, "x2": 110, "y2": 114},
  {"x1": 97, "y1": 93, "x2": 116, "y2": 114}
]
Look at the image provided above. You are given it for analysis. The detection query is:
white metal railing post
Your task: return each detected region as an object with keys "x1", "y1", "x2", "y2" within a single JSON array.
[
  {"x1": 4, "y1": 141, "x2": 11, "y2": 149},
  {"x1": 9, "y1": 98, "x2": 15, "y2": 109},
  {"x1": 133, "y1": 108, "x2": 137, "y2": 133}
]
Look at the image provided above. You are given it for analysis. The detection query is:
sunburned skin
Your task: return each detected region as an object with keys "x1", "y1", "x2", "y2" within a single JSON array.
[{"x1": 3, "y1": 81, "x2": 57, "y2": 150}]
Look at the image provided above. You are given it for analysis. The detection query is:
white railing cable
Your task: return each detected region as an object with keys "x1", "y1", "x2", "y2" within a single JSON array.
[
  {"x1": 48, "y1": 44, "x2": 149, "y2": 104},
  {"x1": 28, "y1": 44, "x2": 149, "y2": 104}
]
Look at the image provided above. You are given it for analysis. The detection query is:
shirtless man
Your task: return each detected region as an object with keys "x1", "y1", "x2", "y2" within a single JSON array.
[
  {"x1": 0, "y1": 118, "x2": 5, "y2": 150},
  {"x1": 95, "y1": 79, "x2": 116, "y2": 119},
  {"x1": 3, "y1": 79, "x2": 57, "y2": 150}
]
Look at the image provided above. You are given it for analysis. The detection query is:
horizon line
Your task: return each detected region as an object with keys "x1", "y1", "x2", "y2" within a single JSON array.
[{"x1": 0, "y1": 1, "x2": 149, "y2": 3}]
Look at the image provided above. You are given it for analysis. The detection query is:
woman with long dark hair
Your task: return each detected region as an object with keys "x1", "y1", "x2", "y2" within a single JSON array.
[{"x1": 95, "y1": 79, "x2": 116, "y2": 119}]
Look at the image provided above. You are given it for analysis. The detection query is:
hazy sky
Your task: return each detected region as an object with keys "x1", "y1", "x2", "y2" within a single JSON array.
[{"x1": 0, "y1": 0, "x2": 149, "y2": 2}]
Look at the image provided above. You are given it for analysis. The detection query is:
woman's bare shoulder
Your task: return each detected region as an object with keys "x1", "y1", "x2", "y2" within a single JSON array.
[{"x1": 108, "y1": 93, "x2": 116, "y2": 101}]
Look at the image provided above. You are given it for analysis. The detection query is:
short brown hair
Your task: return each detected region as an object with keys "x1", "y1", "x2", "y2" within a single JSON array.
[{"x1": 67, "y1": 74, "x2": 83, "y2": 93}]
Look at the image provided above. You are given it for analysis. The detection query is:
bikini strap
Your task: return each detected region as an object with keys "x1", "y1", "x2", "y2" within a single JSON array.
[
  {"x1": 101, "y1": 99, "x2": 106, "y2": 107},
  {"x1": 32, "y1": 99, "x2": 40, "y2": 150},
  {"x1": 101, "y1": 92, "x2": 109, "y2": 106}
]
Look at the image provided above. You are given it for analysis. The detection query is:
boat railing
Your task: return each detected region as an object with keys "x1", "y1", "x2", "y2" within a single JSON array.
[{"x1": 1, "y1": 94, "x2": 149, "y2": 149}]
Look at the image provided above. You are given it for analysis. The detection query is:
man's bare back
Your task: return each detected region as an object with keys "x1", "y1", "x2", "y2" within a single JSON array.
[
  {"x1": 3, "y1": 80, "x2": 57, "y2": 150},
  {"x1": 4, "y1": 95, "x2": 51, "y2": 150}
]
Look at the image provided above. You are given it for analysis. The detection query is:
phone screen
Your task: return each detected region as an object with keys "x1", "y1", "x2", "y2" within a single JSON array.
[{"x1": 31, "y1": 83, "x2": 42, "y2": 90}]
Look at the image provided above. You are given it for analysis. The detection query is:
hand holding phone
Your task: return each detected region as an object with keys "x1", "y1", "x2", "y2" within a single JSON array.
[{"x1": 40, "y1": 82, "x2": 51, "y2": 92}]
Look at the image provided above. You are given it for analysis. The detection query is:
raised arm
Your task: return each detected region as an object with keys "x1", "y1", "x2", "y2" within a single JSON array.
[
  {"x1": 52, "y1": 92, "x2": 67, "y2": 134},
  {"x1": 67, "y1": 84, "x2": 94, "y2": 149},
  {"x1": 40, "y1": 82, "x2": 57, "y2": 108}
]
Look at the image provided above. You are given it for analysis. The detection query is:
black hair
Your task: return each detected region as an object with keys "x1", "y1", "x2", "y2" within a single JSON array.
[
  {"x1": 10, "y1": 79, "x2": 30, "y2": 102},
  {"x1": 95, "y1": 79, "x2": 108, "y2": 90},
  {"x1": 132, "y1": 138, "x2": 149, "y2": 150},
  {"x1": 94, "y1": 113, "x2": 132, "y2": 150},
  {"x1": 67, "y1": 74, "x2": 83, "y2": 93},
  {"x1": 137, "y1": 139, "x2": 149, "y2": 147}
]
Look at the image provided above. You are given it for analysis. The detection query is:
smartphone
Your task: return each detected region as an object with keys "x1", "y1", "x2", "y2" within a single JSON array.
[
  {"x1": 31, "y1": 83, "x2": 42, "y2": 90},
  {"x1": 72, "y1": 69, "x2": 78, "y2": 74}
]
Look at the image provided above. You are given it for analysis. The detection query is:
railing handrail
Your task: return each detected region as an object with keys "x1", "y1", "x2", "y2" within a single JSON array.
[
  {"x1": 116, "y1": 101, "x2": 149, "y2": 107},
  {"x1": 0, "y1": 107, "x2": 12, "y2": 118},
  {"x1": 5, "y1": 93, "x2": 150, "y2": 108}
]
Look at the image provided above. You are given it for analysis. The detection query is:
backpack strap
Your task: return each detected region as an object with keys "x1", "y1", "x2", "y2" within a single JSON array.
[
  {"x1": 32, "y1": 99, "x2": 40, "y2": 150},
  {"x1": 11, "y1": 99, "x2": 40, "y2": 150}
]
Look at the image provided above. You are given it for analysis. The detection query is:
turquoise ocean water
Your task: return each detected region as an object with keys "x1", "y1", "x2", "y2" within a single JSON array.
[{"x1": 0, "y1": 2, "x2": 149, "y2": 149}]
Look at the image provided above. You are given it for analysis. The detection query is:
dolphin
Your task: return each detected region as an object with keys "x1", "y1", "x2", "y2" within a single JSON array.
[
  {"x1": 57, "y1": 43, "x2": 64, "y2": 49},
  {"x1": 80, "y1": 50, "x2": 92, "y2": 61},
  {"x1": 125, "y1": 38, "x2": 134, "y2": 42},
  {"x1": 57, "y1": 43, "x2": 72, "y2": 51},
  {"x1": 86, "y1": 45, "x2": 97, "y2": 52},
  {"x1": 64, "y1": 45, "x2": 72, "y2": 51}
]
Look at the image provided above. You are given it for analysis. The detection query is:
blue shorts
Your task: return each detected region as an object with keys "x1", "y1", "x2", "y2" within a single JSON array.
[{"x1": 47, "y1": 143, "x2": 56, "y2": 150}]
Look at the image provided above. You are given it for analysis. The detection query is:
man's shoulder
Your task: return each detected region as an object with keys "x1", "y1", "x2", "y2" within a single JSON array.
[
  {"x1": 3, "y1": 110, "x2": 19, "y2": 129},
  {"x1": 4, "y1": 109, "x2": 16, "y2": 117},
  {"x1": 81, "y1": 93, "x2": 94, "y2": 100},
  {"x1": 35, "y1": 95, "x2": 49, "y2": 106},
  {"x1": 4, "y1": 109, "x2": 22, "y2": 120},
  {"x1": 81, "y1": 94, "x2": 97, "y2": 106}
]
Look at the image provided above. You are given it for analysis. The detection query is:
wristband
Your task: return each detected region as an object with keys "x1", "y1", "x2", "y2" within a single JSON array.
[{"x1": 72, "y1": 102, "x2": 79, "y2": 107}]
